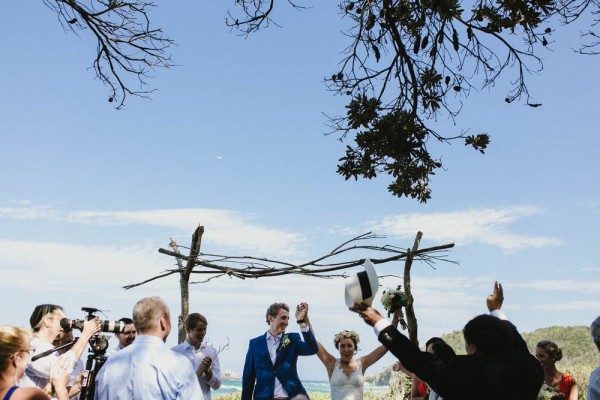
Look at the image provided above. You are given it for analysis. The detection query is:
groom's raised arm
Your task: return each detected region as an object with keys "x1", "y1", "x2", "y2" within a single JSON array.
[{"x1": 296, "y1": 302, "x2": 318, "y2": 355}]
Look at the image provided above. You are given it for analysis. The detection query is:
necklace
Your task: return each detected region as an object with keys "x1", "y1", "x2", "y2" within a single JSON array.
[{"x1": 544, "y1": 370, "x2": 560, "y2": 386}]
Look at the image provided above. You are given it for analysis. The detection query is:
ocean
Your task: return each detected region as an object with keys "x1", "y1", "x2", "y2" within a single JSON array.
[{"x1": 213, "y1": 379, "x2": 389, "y2": 396}]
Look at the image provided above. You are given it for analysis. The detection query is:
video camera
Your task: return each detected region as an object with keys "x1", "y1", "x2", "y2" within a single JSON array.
[{"x1": 60, "y1": 307, "x2": 126, "y2": 334}]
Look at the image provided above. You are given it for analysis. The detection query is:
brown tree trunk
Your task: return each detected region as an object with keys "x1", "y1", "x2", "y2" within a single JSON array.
[
  {"x1": 404, "y1": 231, "x2": 423, "y2": 346},
  {"x1": 178, "y1": 225, "x2": 204, "y2": 343}
]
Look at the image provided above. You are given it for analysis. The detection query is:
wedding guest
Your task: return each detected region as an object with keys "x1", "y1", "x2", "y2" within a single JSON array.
[
  {"x1": 588, "y1": 315, "x2": 600, "y2": 400},
  {"x1": 410, "y1": 337, "x2": 445, "y2": 400},
  {"x1": 52, "y1": 329, "x2": 85, "y2": 400},
  {"x1": 1, "y1": 325, "x2": 70, "y2": 400},
  {"x1": 242, "y1": 302, "x2": 318, "y2": 400},
  {"x1": 20, "y1": 304, "x2": 101, "y2": 393},
  {"x1": 106, "y1": 317, "x2": 136, "y2": 357},
  {"x1": 314, "y1": 310, "x2": 400, "y2": 400},
  {"x1": 94, "y1": 296, "x2": 203, "y2": 399},
  {"x1": 535, "y1": 340, "x2": 578, "y2": 399},
  {"x1": 350, "y1": 282, "x2": 543, "y2": 400},
  {"x1": 172, "y1": 313, "x2": 222, "y2": 400}
]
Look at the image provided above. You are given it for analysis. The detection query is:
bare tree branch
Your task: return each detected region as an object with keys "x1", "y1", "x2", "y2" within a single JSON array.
[
  {"x1": 43, "y1": 0, "x2": 174, "y2": 108},
  {"x1": 123, "y1": 231, "x2": 455, "y2": 289}
]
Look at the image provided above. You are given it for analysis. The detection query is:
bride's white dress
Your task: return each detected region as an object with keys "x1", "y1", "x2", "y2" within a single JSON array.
[{"x1": 329, "y1": 358, "x2": 364, "y2": 400}]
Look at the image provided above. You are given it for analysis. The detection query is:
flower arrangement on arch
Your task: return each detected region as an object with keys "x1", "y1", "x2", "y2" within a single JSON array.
[{"x1": 381, "y1": 285, "x2": 408, "y2": 330}]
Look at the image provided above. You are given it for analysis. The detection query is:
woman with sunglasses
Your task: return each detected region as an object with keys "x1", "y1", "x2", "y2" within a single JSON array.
[{"x1": 0, "y1": 325, "x2": 70, "y2": 399}]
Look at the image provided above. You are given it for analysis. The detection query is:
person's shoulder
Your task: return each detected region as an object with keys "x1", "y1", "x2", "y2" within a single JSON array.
[
  {"x1": 11, "y1": 386, "x2": 50, "y2": 400},
  {"x1": 249, "y1": 334, "x2": 266, "y2": 343},
  {"x1": 171, "y1": 342, "x2": 186, "y2": 351}
]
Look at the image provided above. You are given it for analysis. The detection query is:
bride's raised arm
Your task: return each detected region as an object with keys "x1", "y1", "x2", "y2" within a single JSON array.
[{"x1": 360, "y1": 309, "x2": 401, "y2": 372}]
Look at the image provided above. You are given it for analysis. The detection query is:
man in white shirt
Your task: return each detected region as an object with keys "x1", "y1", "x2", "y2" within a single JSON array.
[
  {"x1": 106, "y1": 317, "x2": 136, "y2": 357},
  {"x1": 172, "y1": 313, "x2": 222, "y2": 400},
  {"x1": 94, "y1": 296, "x2": 203, "y2": 400}
]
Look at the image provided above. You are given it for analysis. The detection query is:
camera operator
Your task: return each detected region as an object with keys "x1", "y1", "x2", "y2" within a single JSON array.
[{"x1": 19, "y1": 304, "x2": 101, "y2": 396}]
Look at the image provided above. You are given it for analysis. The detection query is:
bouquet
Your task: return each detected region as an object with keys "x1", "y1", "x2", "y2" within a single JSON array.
[
  {"x1": 381, "y1": 285, "x2": 408, "y2": 330},
  {"x1": 537, "y1": 383, "x2": 558, "y2": 400}
]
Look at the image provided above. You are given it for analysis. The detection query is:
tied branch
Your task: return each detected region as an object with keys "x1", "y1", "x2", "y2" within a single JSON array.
[{"x1": 123, "y1": 231, "x2": 455, "y2": 289}]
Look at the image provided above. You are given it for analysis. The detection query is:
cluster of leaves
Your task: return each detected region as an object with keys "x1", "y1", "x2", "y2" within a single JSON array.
[
  {"x1": 225, "y1": 0, "x2": 598, "y2": 201},
  {"x1": 323, "y1": 0, "x2": 551, "y2": 200},
  {"x1": 43, "y1": 0, "x2": 599, "y2": 200}
]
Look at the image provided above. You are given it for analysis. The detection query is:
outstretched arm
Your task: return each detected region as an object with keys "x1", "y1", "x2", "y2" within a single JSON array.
[
  {"x1": 316, "y1": 341, "x2": 336, "y2": 378},
  {"x1": 360, "y1": 310, "x2": 401, "y2": 371},
  {"x1": 296, "y1": 303, "x2": 318, "y2": 355}
]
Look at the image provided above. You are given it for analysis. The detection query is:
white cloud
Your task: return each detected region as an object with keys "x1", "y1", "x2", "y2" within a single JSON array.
[
  {"x1": 0, "y1": 206, "x2": 308, "y2": 259},
  {"x1": 525, "y1": 301, "x2": 600, "y2": 311},
  {"x1": 365, "y1": 206, "x2": 562, "y2": 251},
  {"x1": 511, "y1": 280, "x2": 600, "y2": 293},
  {"x1": 0, "y1": 239, "x2": 167, "y2": 292},
  {"x1": 0, "y1": 206, "x2": 58, "y2": 220}
]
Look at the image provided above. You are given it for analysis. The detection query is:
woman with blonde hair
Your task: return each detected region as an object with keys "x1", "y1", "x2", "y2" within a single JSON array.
[
  {"x1": 0, "y1": 325, "x2": 70, "y2": 400},
  {"x1": 313, "y1": 311, "x2": 400, "y2": 400},
  {"x1": 536, "y1": 340, "x2": 578, "y2": 400}
]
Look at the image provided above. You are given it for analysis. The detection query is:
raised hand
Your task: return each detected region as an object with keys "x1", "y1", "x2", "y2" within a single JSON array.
[
  {"x1": 295, "y1": 302, "x2": 308, "y2": 321},
  {"x1": 486, "y1": 281, "x2": 504, "y2": 312},
  {"x1": 349, "y1": 304, "x2": 384, "y2": 327}
]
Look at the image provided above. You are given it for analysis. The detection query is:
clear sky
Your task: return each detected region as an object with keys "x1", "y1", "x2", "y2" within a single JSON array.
[{"x1": 1, "y1": 1, "x2": 599, "y2": 381}]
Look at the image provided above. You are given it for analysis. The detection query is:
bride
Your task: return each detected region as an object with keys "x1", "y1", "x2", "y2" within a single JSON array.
[{"x1": 314, "y1": 310, "x2": 400, "y2": 400}]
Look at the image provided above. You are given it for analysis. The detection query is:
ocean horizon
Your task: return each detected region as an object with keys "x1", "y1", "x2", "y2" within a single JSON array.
[{"x1": 213, "y1": 379, "x2": 389, "y2": 396}]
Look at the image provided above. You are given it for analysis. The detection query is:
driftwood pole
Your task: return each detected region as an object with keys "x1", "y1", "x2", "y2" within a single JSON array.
[
  {"x1": 404, "y1": 231, "x2": 423, "y2": 346},
  {"x1": 172, "y1": 225, "x2": 204, "y2": 344}
]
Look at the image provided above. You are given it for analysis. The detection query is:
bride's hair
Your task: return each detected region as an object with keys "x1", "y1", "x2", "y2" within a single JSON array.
[{"x1": 333, "y1": 330, "x2": 360, "y2": 349}]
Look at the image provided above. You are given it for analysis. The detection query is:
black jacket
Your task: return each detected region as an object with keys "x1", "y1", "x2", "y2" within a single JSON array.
[{"x1": 378, "y1": 320, "x2": 543, "y2": 400}]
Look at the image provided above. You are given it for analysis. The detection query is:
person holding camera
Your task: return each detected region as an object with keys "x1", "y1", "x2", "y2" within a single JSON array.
[{"x1": 19, "y1": 304, "x2": 101, "y2": 396}]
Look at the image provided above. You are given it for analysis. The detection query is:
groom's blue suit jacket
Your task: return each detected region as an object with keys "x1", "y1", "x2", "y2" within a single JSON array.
[{"x1": 242, "y1": 330, "x2": 318, "y2": 400}]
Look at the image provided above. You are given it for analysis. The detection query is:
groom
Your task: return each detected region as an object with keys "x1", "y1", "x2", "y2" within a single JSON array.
[{"x1": 242, "y1": 302, "x2": 317, "y2": 400}]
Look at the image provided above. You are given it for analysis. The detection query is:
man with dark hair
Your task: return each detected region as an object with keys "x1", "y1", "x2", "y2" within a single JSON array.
[
  {"x1": 588, "y1": 315, "x2": 600, "y2": 400},
  {"x1": 95, "y1": 296, "x2": 202, "y2": 399},
  {"x1": 242, "y1": 302, "x2": 318, "y2": 400},
  {"x1": 351, "y1": 282, "x2": 543, "y2": 400},
  {"x1": 106, "y1": 317, "x2": 136, "y2": 357},
  {"x1": 172, "y1": 312, "x2": 222, "y2": 400}
]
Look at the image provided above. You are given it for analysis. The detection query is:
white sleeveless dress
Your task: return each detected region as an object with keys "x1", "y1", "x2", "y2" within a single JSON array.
[{"x1": 329, "y1": 358, "x2": 364, "y2": 400}]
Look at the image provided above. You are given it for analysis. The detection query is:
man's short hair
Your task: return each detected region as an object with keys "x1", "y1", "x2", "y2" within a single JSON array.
[
  {"x1": 425, "y1": 337, "x2": 445, "y2": 349},
  {"x1": 430, "y1": 341, "x2": 456, "y2": 364},
  {"x1": 185, "y1": 313, "x2": 207, "y2": 330},
  {"x1": 119, "y1": 317, "x2": 134, "y2": 325},
  {"x1": 463, "y1": 314, "x2": 513, "y2": 357},
  {"x1": 265, "y1": 303, "x2": 289, "y2": 324},
  {"x1": 29, "y1": 304, "x2": 63, "y2": 332},
  {"x1": 591, "y1": 315, "x2": 600, "y2": 346},
  {"x1": 133, "y1": 296, "x2": 169, "y2": 333}
]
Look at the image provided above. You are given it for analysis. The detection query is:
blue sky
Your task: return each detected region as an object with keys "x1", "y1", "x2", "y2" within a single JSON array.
[{"x1": 1, "y1": 1, "x2": 599, "y2": 381}]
